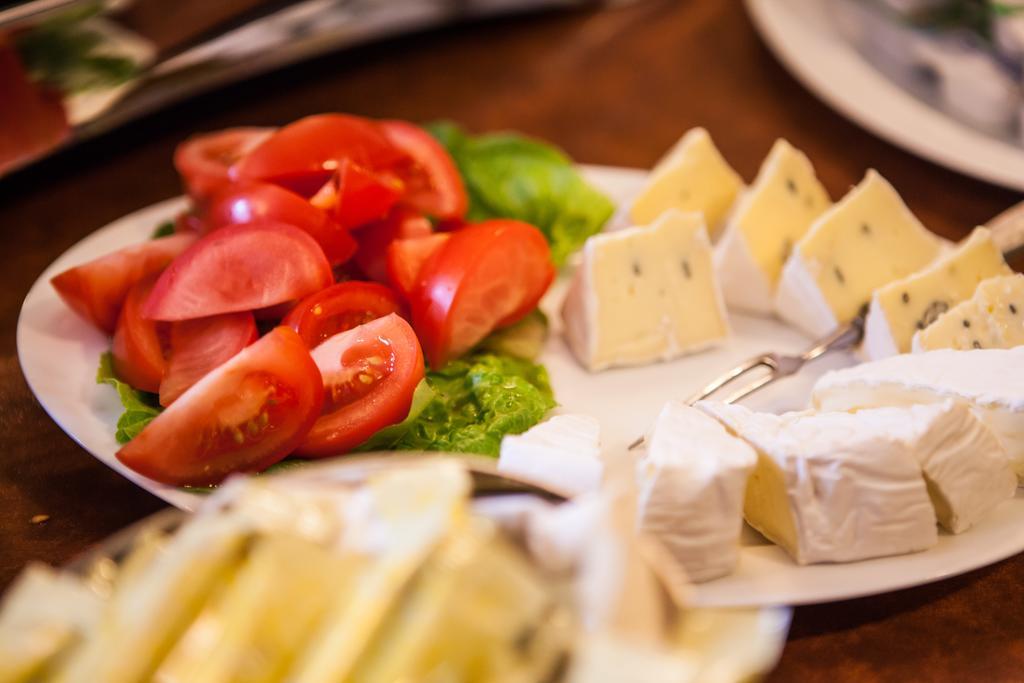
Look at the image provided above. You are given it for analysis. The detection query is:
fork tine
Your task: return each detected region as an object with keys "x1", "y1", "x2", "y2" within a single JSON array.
[
  {"x1": 684, "y1": 356, "x2": 772, "y2": 405},
  {"x1": 718, "y1": 368, "x2": 777, "y2": 405}
]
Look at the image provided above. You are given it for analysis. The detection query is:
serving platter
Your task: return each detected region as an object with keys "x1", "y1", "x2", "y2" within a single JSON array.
[
  {"x1": 18, "y1": 164, "x2": 1024, "y2": 607},
  {"x1": 745, "y1": 0, "x2": 1024, "y2": 192}
]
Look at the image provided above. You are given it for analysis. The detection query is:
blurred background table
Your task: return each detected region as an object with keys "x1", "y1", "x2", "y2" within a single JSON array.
[{"x1": 1, "y1": 1, "x2": 1022, "y2": 680}]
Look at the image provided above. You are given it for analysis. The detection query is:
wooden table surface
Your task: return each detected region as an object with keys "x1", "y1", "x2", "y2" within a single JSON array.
[{"x1": 1, "y1": 2, "x2": 1022, "y2": 680}]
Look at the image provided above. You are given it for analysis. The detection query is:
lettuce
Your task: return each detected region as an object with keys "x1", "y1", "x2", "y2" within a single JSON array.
[
  {"x1": 428, "y1": 122, "x2": 614, "y2": 266},
  {"x1": 96, "y1": 352, "x2": 162, "y2": 444}
]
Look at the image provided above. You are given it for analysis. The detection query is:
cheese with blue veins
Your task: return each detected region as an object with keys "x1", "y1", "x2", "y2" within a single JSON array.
[{"x1": 913, "y1": 273, "x2": 1024, "y2": 352}]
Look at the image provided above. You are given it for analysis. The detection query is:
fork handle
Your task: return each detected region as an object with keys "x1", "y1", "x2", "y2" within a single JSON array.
[{"x1": 800, "y1": 314, "x2": 865, "y2": 363}]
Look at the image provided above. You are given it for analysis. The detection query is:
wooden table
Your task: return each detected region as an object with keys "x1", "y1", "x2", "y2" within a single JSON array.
[{"x1": 1, "y1": 2, "x2": 1021, "y2": 680}]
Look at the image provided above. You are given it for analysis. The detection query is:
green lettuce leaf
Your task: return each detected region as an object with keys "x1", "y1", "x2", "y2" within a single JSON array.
[
  {"x1": 96, "y1": 353, "x2": 162, "y2": 444},
  {"x1": 151, "y1": 221, "x2": 175, "y2": 239},
  {"x1": 357, "y1": 352, "x2": 555, "y2": 457},
  {"x1": 427, "y1": 122, "x2": 614, "y2": 265}
]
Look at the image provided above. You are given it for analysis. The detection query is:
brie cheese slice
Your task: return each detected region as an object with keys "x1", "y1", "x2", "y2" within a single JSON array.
[
  {"x1": 697, "y1": 401, "x2": 938, "y2": 565},
  {"x1": 812, "y1": 347, "x2": 1024, "y2": 480},
  {"x1": 775, "y1": 170, "x2": 945, "y2": 338},
  {"x1": 499, "y1": 414, "x2": 603, "y2": 497},
  {"x1": 913, "y1": 273, "x2": 1024, "y2": 352},
  {"x1": 561, "y1": 209, "x2": 729, "y2": 371},
  {"x1": 863, "y1": 227, "x2": 1010, "y2": 359},
  {"x1": 629, "y1": 127, "x2": 744, "y2": 241},
  {"x1": 714, "y1": 139, "x2": 830, "y2": 314},
  {"x1": 635, "y1": 401, "x2": 756, "y2": 582}
]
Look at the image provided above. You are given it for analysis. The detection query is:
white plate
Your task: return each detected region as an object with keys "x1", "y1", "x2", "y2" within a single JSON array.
[
  {"x1": 18, "y1": 165, "x2": 1024, "y2": 607},
  {"x1": 745, "y1": 0, "x2": 1024, "y2": 192}
]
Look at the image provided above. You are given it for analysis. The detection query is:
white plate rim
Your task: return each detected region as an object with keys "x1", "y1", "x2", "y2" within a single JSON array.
[{"x1": 745, "y1": 0, "x2": 1024, "y2": 192}]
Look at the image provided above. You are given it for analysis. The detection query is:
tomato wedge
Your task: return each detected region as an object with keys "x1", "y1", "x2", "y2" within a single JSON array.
[
  {"x1": 325, "y1": 160, "x2": 404, "y2": 230},
  {"x1": 203, "y1": 181, "x2": 357, "y2": 264},
  {"x1": 352, "y1": 208, "x2": 433, "y2": 283},
  {"x1": 386, "y1": 233, "x2": 451, "y2": 300},
  {"x1": 51, "y1": 233, "x2": 197, "y2": 334},
  {"x1": 117, "y1": 327, "x2": 323, "y2": 486},
  {"x1": 173, "y1": 128, "x2": 273, "y2": 202},
  {"x1": 380, "y1": 120, "x2": 467, "y2": 220},
  {"x1": 0, "y1": 45, "x2": 69, "y2": 176},
  {"x1": 295, "y1": 314, "x2": 424, "y2": 458},
  {"x1": 231, "y1": 114, "x2": 405, "y2": 198},
  {"x1": 283, "y1": 281, "x2": 405, "y2": 348},
  {"x1": 410, "y1": 220, "x2": 554, "y2": 367},
  {"x1": 144, "y1": 222, "x2": 333, "y2": 321},
  {"x1": 159, "y1": 311, "x2": 258, "y2": 407},
  {"x1": 112, "y1": 275, "x2": 167, "y2": 394}
]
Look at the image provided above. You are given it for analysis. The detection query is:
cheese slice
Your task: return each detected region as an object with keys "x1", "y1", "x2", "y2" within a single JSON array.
[
  {"x1": 715, "y1": 139, "x2": 830, "y2": 314},
  {"x1": 499, "y1": 414, "x2": 603, "y2": 497},
  {"x1": 635, "y1": 401, "x2": 756, "y2": 582},
  {"x1": 561, "y1": 209, "x2": 729, "y2": 371},
  {"x1": 697, "y1": 401, "x2": 938, "y2": 565},
  {"x1": 913, "y1": 273, "x2": 1024, "y2": 352},
  {"x1": 812, "y1": 347, "x2": 1024, "y2": 480},
  {"x1": 775, "y1": 170, "x2": 945, "y2": 338},
  {"x1": 629, "y1": 127, "x2": 743, "y2": 241},
  {"x1": 863, "y1": 227, "x2": 1011, "y2": 359}
]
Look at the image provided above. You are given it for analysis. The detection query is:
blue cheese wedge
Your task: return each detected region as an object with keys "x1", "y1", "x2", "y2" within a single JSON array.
[
  {"x1": 913, "y1": 273, "x2": 1024, "y2": 352},
  {"x1": 775, "y1": 170, "x2": 945, "y2": 338},
  {"x1": 715, "y1": 139, "x2": 831, "y2": 314},
  {"x1": 636, "y1": 401, "x2": 756, "y2": 582},
  {"x1": 499, "y1": 414, "x2": 603, "y2": 497},
  {"x1": 697, "y1": 401, "x2": 939, "y2": 565},
  {"x1": 812, "y1": 348, "x2": 1024, "y2": 481},
  {"x1": 628, "y1": 127, "x2": 743, "y2": 241},
  {"x1": 561, "y1": 209, "x2": 729, "y2": 371},
  {"x1": 863, "y1": 227, "x2": 1011, "y2": 360}
]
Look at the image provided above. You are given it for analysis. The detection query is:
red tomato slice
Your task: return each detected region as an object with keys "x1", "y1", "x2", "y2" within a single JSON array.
[
  {"x1": 144, "y1": 222, "x2": 333, "y2": 321},
  {"x1": 386, "y1": 233, "x2": 451, "y2": 300},
  {"x1": 159, "y1": 311, "x2": 258, "y2": 407},
  {"x1": 411, "y1": 220, "x2": 554, "y2": 367},
  {"x1": 353, "y1": 208, "x2": 433, "y2": 283},
  {"x1": 332, "y1": 160, "x2": 404, "y2": 230},
  {"x1": 173, "y1": 128, "x2": 273, "y2": 202},
  {"x1": 379, "y1": 120, "x2": 467, "y2": 220},
  {"x1": 203, "y1": 181, "x2": 356, "y2": 265},
  {"x1": 117, "y1": 327, "x2": 323, "y2": 486},
  {"x1": 283, "y1": 281, "x2": 405, "y2": 348},
  {"x1": 0, "y1": 45, "x2": 69, "y2": 176},
  {"x1": 295, "y1": 314, "x2": 424, "y2": 458},
  {"x1": 112, "y1": 275, "x2": 167, "y2": 394},
  {"x1": 231, "y1": 114, "x2": 405, "y2": 198},
  {"x1": 51, "y1": 233, "x2": 197, "y2": 334}
]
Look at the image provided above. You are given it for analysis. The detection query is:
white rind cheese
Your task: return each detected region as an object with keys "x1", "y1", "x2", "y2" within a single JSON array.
[
  {"x1": 635, "y1": 401, "x2": 756, "y2": 583},
  {"x1": 561, "y1": 209, "x2": 730, "y2": 371},
  {"x1": 499, "y1": 414, "x2": 603, "y2": 497},
  {"x1": 715, "y1": 139, "x2": 830, "y2": 314},
  {"x1": 697, "y1": 401, "x2": 939, "y2": 565},
  {"x1": 863, "y1": 227, "x2": 1011, "y2": 360},
  {"x1": 628, "y1": 127, "x2": 744, "y2": 241},
  {"x1": 775, "y1": 170, "x2": 945, "y2": 338},
  {"x1": 812, "y1": 348, "x2": 1024, "y2": 481},
  {"x1": 913, "y1": 273, "x2": 1024, "y2": 352}
]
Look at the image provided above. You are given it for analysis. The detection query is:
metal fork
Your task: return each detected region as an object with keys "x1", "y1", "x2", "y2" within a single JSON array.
[{"x1": 627, "y1": 314, "x2": 865, "y2": 450}]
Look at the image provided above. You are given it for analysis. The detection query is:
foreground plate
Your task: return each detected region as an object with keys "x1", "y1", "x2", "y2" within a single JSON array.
[
  {"x1": 745, "y1": 0, "x2": 1024, "y2": 192},
  {"x1": 18, "y1": 165, "x2": 1024, "y2": 606}
]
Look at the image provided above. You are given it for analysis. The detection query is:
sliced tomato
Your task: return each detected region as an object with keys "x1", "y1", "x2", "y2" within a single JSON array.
[
  {"x1": 117, "y1": 327, "x2": 323, "y2": 486},
  {"x1": 112, "y1": 275, "x2": 167, "y2": 394},
  {"x1": 353, "y1": 208, "x2": 433, "y2": 283},
  {"x1": 51, "y1": 233, "x2": 197, "y2": 334},
  {"x1": 203, "y1": 181, "x2": 356, "y2": 264},
  {"x1": 410, "y1": 220, "x2": 554, "y2": 367},
  {"x1": 0, "y1": 45, "x2": 69, "y2": 176},
  {"x1": 379, "y1": 120, "x2": 467, "y2": 220},
  {"x1": 296, "y1": 314, "x2": 424, "y2": 458},
  {"x1": 386, "y1": 233, "x2": 451, "y2": 300},
  {"x1": 175, "y1": 211, "x2": 205, "y2": 234},
  {"x1": 328, "y1": 160, "x2": 404, "y2": 230},
  {"x1": 159, "y1": 311, "x2": 258, "y2": 407},
  {"x1": 144, "y1": 222, "x2": 333, "y2": 321},
  {"x1": 173, "y1": 128, "x2": 273, "y2": 202},
  {"x1": 283, "y1": 281, "x2": 405, "y2": 348},
  {"x1": 231, "y1": 114, "x2": 405, "y2": 198}
]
